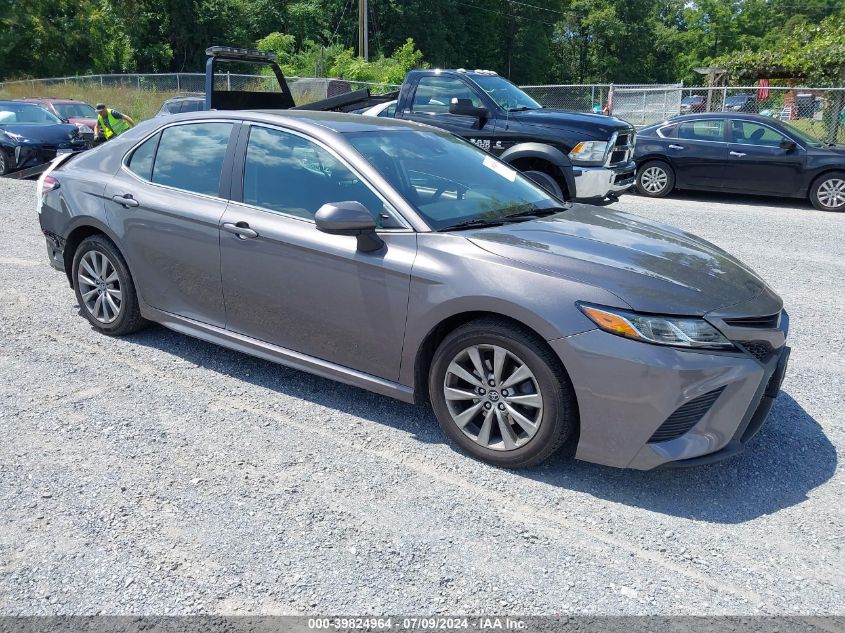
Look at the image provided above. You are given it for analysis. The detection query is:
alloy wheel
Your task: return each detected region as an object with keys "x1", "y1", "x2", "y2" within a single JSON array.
[
  {"x1": 639, "y1": 166, "x2": 668, "y2": 194},
  {"x1": 77, "y1": 250, "x2": 122, "y2": 324},
  {"x1": 443, "y1": 344, "x2": 544, "y2": 451},
  {"x1": 817, "y1": 178, "x2": 845, "y2": 210}
]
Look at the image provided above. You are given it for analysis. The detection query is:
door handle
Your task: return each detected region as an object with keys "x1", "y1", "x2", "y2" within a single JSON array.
[
  {"x1": 668, "y1": 144, "x2": 684, "y2": 150},
  {"x1": 222, "y1": 222, "x2": 259, "y2": 239},
  {"x1": 111, "y1": 194, "x2": 139, "y2": 208},
  {"x1": 730, "y1": 151, "x2": 747, "y2": 157}
]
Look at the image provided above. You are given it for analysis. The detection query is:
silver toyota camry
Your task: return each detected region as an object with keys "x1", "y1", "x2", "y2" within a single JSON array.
[{"x1": 37, "y1": 110, "x2": 790, "y2": 469}]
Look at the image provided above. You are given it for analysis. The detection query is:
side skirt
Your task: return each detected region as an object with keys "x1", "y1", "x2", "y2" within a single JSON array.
[{"x1": 140, "y1": 303, "x2": 417, "y2": 404}]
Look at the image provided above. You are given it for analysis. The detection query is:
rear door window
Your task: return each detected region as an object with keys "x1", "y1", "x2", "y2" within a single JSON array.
[
  {"x1": 151, "y1": 122, "x2": 234, "y2": 196},
  {"x1": 678, "y1": 120, "x2": 725, "y2": 142}
]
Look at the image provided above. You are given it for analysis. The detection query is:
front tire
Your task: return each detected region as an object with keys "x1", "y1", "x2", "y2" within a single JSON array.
[
  {"x1": 429, "y1": 318, "x2": 576, "y2": 468},
  {"x1": 523, "y1": 169, "x2": 565, "y2": 200},
  {"x1": 0, "y1": 148, "x2": 10, "y2": 176},
  {"x1": 636, "y1": 160, "x2": 675, "y2": 197},
  {"x1": 72, "y1": 235, "x2": 147, "y2": 336},
  {"x1": 810, "y1": 172, "x2": 845, "y2": 212}
]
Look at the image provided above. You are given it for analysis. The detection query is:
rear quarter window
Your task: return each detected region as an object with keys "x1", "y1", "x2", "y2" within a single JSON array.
[{"x1": 126, "y1": 132, "x2": 160, "y2": 181}]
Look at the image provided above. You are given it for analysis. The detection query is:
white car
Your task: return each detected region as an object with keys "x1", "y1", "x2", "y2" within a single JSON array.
[{"x1": 359, "y1": 100, "x2": 397, "y2": 118}]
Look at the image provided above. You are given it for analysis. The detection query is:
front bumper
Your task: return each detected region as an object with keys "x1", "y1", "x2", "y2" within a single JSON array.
[
  {"x1": 572, "y1": 160, "x2": 636, "y2": 201},
  {"x1": 11, "y1": 142, "x2": 87, "y2": 171},
  {"x1": 550, "y1": 329, "x2": 789, "y2": 470}
]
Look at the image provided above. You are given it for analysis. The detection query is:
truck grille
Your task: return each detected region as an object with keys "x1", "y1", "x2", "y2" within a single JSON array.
[
  {"x1": 607, "y1": 129, "x2": 635, "y2": 167},
  {"x1": 647, "y1": 387, "x2": 724, "y2": 443}
]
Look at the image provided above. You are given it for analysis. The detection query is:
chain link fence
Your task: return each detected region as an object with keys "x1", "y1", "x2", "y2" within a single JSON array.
[
  {"x1": 2, "y1": 73, "x2": 843, "y2": 142},
  {"x1": 522, "y1": 83, "x2": 683, "y2": 127},
  {"x1": 678, "y1": 86, "x2": 845, "y2": 144},
  {"x1": 0, "y1": 73, "x2": 399, "y2": 119}
]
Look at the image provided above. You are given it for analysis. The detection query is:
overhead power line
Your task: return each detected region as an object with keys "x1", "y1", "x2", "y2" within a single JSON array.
[{"x1": 453, "y1": 0, "x2": 563, "y2": 27}]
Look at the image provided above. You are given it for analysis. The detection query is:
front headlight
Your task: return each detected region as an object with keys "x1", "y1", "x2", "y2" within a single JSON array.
[
  {"x1": 2, "y1": 129, "x2": 25, "y2": 142},
  {"x1": 77, "y1": 124, "x2": 94, "y2": 134},
  {"x1": 578, "y1": 303, "x2": 734, "y2": 350},
  {"x1": 568, "y1": 140, "x2": 608, "y2": 164}
]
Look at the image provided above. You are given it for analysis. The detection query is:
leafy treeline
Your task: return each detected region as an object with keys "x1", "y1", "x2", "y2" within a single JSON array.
[{"x1": 1, "y1": 0, "x2": 843, "y2": 84}]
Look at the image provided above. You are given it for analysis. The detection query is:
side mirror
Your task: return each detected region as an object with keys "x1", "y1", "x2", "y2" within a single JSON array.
[
  {"x1": 315, "y1": 201, "x2": 384, "y2": 252},
  {"x1": 449, "y1": 98, "x2": 489, "y2": 126},
  {"x1": 780, "y1": 139, "x2": 797, "y2": 151}
]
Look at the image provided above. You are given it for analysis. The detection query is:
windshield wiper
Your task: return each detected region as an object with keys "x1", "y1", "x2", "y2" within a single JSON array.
[
  {"x1": 440, "y1": 218, "x2": 507, "y2": 232},
  {"x1": 508, "y1": 106, "x2": 537, "y2": 112},
  {"x1": 502, "y1": 206, "x2": 567, "y2": 221},
  {"x1": 440, "y1": 206, "x2": 567, "y2": 232}
]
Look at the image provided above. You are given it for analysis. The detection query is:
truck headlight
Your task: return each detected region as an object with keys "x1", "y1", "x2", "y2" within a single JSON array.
[
  {"x1": 578, "y1": 303, "x2": 734, "y2": 350},
  {"x1": 568, "y1": 140, "x2": 608, "y2": 164}
]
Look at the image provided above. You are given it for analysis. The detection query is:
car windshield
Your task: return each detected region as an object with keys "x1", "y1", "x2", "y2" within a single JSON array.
[
  {"x1": 53, "y1": 103, "x2": 97, "y2": 119},
  {"x1": 471, "y1": 75, "x2": 541, "y2": 111},
  {"x1": 0, "y1": 103, "x2": 62, "y2": 124},
  {"x1": 681, "y1": 96, "x2": 703, "y2": 104},
  {"x1": 345, "y1": 129, "x2": 562, "y2": 230}
]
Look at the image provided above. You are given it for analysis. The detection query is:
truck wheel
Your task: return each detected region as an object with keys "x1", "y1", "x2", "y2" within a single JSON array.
[
  {"x1": 810, "y1": 172, "x2": 845, "y2": 212},
  {"x1": 636, "y1": 160, "x2": 674, "y2": 197},
  {"x1": 429, "y1": 317, "x2": 576, "y2": 469},
  {"x1": 523, "y1": 170, "x2": 564, "y2": 200},
  {"x1": 72, "y1": 235, "x2": 148, "y2": 336}
]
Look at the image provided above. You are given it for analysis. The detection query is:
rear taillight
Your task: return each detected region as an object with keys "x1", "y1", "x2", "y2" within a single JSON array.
[{"x1": 41, "y1": 175, "x2": 59, "y2": 197}]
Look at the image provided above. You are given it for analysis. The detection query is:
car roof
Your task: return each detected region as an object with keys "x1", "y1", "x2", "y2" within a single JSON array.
[
  {"x1": 668, "y1": 112, "x2": 778, "y2": 123},
  {"x1": 15, "y1": 97, "x2": 88, "y2": 104},
  {"x1": 173, "y1": 108, "x2": 429, "y2": 134},
  {"x1": 164, "y1": 95, "x2": 204, "y2": 102}
]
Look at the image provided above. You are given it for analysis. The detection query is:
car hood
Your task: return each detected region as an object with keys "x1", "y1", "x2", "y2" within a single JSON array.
[
  {"x1": 508, "y1": 109, "x2": 632, "y2": 141},
  {"x1": 67, "y1": 117, "x2": 97, "y2": 128},
  {"x1": 0, "y1": 123, "x2": 80, "y2": 144},
  {"x1": 464, "y1": 204, "x2": 776, "y2": 315},
  {"x1": 812, "y1": 143, "x2": 845, "y2": 156}
]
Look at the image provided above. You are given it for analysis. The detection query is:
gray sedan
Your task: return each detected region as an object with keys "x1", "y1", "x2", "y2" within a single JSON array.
[{"x1": 37, "y1": 110, "x2": 790, "y2": 469}]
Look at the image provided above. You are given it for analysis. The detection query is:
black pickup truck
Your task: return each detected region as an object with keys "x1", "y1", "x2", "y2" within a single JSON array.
[
  {"x1": 202, "y1": 48, "x2": 635, "y2": 202},
  {"x1": 383, "y1": 70, "x2": 636, "y2": 202}
]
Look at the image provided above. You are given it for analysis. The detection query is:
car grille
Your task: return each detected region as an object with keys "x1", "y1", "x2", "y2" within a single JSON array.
[
  {"x1": 647, "y1": 387, "x2": 724, "y2": 444},
  {"x1": 738, "y1": 341, "x2": 774, "y2": 363},
  {"x1": 723, "y1": 312, "x2": 781, "y2": 329},
  {"x1": 607, "y1": 129, "x2": 635, "y2": 167}
]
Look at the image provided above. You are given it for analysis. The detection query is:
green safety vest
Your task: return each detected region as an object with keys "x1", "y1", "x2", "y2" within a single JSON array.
[{"x1": 98, "y1": 109, "x2": 130, "y2": 139}]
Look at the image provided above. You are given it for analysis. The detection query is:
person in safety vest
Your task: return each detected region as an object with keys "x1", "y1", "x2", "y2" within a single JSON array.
[{"x1": 94, "y1": 103, "x2": 135, "y2": 141}]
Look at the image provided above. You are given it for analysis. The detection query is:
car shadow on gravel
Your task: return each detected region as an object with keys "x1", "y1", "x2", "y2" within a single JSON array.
[
  {"x1": 632, "y1": 189, "x2": 818, "y2": 211},
  {"x1": 127, "y1": 325, "x2": 835, "y2": 524},
  {"x1": 526, "y1": 392, "x2": 836, "y2": 523}
]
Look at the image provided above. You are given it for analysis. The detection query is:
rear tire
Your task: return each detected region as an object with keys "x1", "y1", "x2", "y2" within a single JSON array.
[
  {"x1": 72, "y1": 235, "x2": 148, "y2": 336},
  {"x1": 810, "y1": 171, "x2": 845, "y2": 212},
  {"x1": 636, "y1": 160, "x2": 675, "y2": 197},
  {"x1": 429, "y1": 318, "x2": 576, "y2": 468},
  {"x1": 0, "y1": 148, "x2": 10, "y2": 176},
  {"x1": 523, "y1": 169, "x2": 565, "y2": 200}
]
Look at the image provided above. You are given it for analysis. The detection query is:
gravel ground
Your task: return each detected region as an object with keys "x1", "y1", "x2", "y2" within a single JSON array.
[{"x1": 0, "y1": 178, "x2": 843, "y2": 616}]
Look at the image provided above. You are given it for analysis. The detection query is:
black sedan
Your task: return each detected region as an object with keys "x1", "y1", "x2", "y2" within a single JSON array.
[
  {"x1": 634, "y1": 113, "x2": 845, "y2": 212},
  {"x1": 0, "y1": 100, "x2": 88, "y2": 175}
]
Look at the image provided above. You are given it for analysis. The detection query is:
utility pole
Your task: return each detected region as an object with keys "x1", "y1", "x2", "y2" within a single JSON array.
[{"x1": 358, "y1": 0, "x2": 368, "y2": 60}]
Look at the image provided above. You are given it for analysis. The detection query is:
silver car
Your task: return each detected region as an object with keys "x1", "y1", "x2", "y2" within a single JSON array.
[{"x1": 37, "y1": 110, "x2": 790, "y2": 469}]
